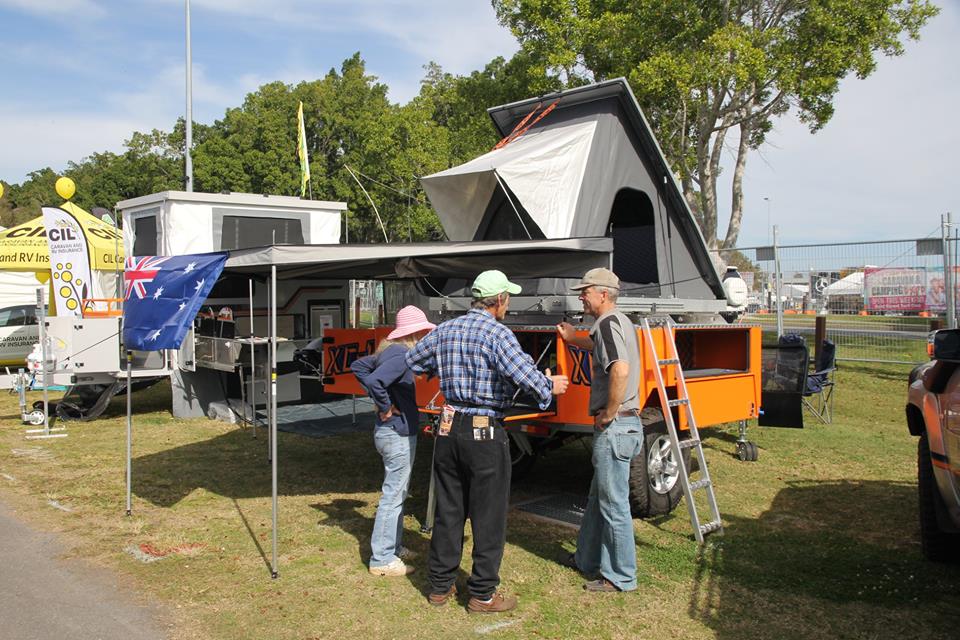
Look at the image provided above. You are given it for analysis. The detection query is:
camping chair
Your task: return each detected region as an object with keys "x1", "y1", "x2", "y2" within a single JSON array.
[{"x1": 802, "y1": 339, "x2": 836, "y2": 424}]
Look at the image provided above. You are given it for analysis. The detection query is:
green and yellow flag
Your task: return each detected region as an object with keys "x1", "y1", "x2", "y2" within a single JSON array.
[{"x1": 297, "y1": 101, "x2": 311, "y2": 198}]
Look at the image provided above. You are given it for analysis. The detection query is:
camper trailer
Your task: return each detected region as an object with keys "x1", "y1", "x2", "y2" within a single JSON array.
[
  {"x1": 317, "y1": 79, "x2": 762, "y2": 519},
  {"x1": 115, "y1": 191, "x2": 348, "y2": 419}
]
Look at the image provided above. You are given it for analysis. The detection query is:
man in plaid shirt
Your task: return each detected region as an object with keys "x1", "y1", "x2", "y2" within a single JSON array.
[{"x1": 406, "y1": 269, "x2": 569, "y2": 613}]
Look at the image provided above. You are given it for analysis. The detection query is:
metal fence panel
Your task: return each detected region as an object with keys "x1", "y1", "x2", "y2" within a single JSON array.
[{"x1": 715, "y1": 229, "x2": 955, "y2": 365}]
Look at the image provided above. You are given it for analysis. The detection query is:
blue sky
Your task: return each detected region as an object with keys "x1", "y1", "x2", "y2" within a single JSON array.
[{"x1": 0, "y1": 0, "x2": 956, "y2": 247}]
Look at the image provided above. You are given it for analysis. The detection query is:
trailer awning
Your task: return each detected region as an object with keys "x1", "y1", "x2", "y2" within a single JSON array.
[{"x1": 223, "y1": 237, "x2": 612, "y2": 281}]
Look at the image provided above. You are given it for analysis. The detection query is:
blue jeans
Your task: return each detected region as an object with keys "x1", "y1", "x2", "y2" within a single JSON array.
[
  {"x1": 369, "y1": 426, "x2": 417, "y2": 567},
  {"x1": 575, "y1": 415, "x2": 643, "y2": 591}
]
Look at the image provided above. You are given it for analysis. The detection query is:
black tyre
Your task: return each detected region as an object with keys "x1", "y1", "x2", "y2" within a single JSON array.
[
  {"x1": 508, "y1": 432, "x2": 538, "y2": 481},
  {"x1": 629, "y1": 408, "x2": 691, "y2": 518},
  {"x1": 737, "y1": 441, "x2": 759, "y2": 462},
  {"x1": 918, "y1": 432, "x2": 959, "y2": 562}
]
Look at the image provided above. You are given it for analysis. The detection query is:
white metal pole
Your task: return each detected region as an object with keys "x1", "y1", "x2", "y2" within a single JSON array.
[
  {"x1": 270, "y1": 265, "x2": 279, "y2": 579},
  {"x1": 773, "y1": 225, "x2": 783, "y2": 338},
  {"x1": 266, "y1": 277, "x2": 272, "y2": 459},
  {"x1": 39, "y1": 288, "x2": 49, "y2": 433},
  {"x1": 249, "y1": 279, "x2": 257, "y2": 435},
  {"x1": 184, "y1": 0, "x2": 194, "y2": 192},
  {"x1": 126, "y1": 351, "x2": 132, "y2": 515},
  {"x1": 944, "y1": 213, "x2": 956, "y2": 329}
]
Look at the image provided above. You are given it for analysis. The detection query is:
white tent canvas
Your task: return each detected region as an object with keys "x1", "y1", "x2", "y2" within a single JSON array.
[
  {"x1": 0, "y1": 270, "x2": 43, "y2": 307},
  {"x1": 823, "y1": 272, "x2": 864, "y2": 296},
  {"x1": 421, "y1": 120, "x2": 597, "y2": 241}
]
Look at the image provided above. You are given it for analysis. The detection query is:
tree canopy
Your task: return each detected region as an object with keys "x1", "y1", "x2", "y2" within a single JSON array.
[
  {"x1": 493, "y1": 0, "x2": 939, "y2": 249},
  {"x1": 0, "y1": 5, "x2": 941, "y2": 247}
]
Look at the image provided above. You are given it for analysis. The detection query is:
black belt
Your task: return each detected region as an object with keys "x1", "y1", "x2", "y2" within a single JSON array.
[
  {"x1": 452, "y1": 410, "x2": 503, "y2": 422},
  {"x1": 617, "y1": 409, "x2": 639, "y2": 418}
]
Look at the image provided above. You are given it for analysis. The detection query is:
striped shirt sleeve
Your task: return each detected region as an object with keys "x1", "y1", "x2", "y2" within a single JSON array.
[{"x1": 405, "y1": 329, "x2": 438, "y2": 376}]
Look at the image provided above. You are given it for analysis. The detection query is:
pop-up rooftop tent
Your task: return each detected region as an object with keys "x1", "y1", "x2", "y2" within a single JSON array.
[{"x1": 420, "y1": 78, "x2": 726, "y2": 309}]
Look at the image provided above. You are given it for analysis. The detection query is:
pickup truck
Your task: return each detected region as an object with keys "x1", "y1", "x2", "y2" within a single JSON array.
[{"x1": 906, "y1": 328, "x2": 960, "y2": 561}]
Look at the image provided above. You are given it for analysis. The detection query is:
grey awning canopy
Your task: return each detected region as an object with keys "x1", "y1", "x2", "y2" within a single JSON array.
[{"x1": 223, "y1": 237, "x2": 612, "y2": 281}]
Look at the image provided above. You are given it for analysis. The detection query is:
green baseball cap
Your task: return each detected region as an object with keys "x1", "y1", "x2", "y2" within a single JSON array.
[{"x1": 471, "y1": 270, "x2": 522, "y2": 298}]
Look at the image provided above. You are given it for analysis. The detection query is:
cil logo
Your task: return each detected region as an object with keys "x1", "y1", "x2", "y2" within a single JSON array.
[
  {"x1": 567, "y1": 345, "x2": 591, "y2": 386},
  {"x1": 48, "y1": 227, "x2": 79, "y2": 242},
  {"x1": 324, "y1": 340, "x2": 375, "y2": 376}
]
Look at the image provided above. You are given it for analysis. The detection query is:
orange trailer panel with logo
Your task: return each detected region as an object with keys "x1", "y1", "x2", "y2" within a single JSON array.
[{"x1": 321, "y1": 324, "x2": 761, "y2": 430}]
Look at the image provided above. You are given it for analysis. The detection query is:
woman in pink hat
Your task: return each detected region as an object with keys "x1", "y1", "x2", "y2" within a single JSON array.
[{"x1": 351, "y1": 305, "x2": 435, "y2": 577}]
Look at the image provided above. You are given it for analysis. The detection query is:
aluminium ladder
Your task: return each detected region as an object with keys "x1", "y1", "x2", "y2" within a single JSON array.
[{"x1": 641, "y1": 317, "x2": 723, "y2": 543}]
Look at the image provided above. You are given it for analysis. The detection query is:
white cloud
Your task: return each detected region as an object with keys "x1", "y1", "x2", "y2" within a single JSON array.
[
  {"x1": 0, "y1": 0, "x2": 105, "y2": 19},
  {"x1": 0, "y1": 107, "x2": 141, "y2": 179}
]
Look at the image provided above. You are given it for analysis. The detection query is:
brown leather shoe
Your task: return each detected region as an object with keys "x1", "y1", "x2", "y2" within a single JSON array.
[
  {"x1": 467, "y1": 591, "x2": 517, "y2": 614},
  {"x1": 427, "y1": 585, "x2": 456, "y2": 606}
]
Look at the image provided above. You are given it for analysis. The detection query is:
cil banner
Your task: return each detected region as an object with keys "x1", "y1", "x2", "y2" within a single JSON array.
[{"x1": 42, "y1": 205, "x2": 104, "y2": 316}]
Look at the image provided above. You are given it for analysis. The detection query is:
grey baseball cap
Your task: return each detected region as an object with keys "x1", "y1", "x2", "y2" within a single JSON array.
[{"x1": 570, "y1": 267, "x2": 621, "y2": 291}]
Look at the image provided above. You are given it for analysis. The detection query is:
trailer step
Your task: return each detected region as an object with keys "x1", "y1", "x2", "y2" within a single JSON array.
[
  {"x1": 678, "y1": 438, "x2": 700, "y2": 449},
  {"x1": 699, "y1": 520, "x2": 723, "y2": 535},
  {"x1": 667, "y1": 398, "x2": 690, "y2": 407},
  {"x1": 658, "y1": 358, "x2": 680, "y2": 366},
  {"x1": 689, "y1": 479, "x2": 712, "y2": 491}
]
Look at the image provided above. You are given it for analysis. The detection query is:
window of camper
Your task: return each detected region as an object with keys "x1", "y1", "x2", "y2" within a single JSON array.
[
  {"x1": 607, "y1": 188, "x2": 659, "y2": 294},
  {"x1": 213, "y1": 207, "x2": 308, "y2": 250},
  {"x1": 132, "y1": 213, "x2": 158, "y2": 256}
]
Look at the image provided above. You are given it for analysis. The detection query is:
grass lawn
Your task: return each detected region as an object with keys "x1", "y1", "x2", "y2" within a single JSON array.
[{"x1": 1, "y1": 362, "x2": 959, "y2": 639}]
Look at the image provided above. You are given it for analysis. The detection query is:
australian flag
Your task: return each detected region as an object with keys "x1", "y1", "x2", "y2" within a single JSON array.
[{"x1": 122, "y1": 252, "x2": 228, "y2": 351}]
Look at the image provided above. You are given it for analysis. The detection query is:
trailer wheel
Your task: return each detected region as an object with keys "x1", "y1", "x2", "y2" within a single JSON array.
[
  {"x1": 737, "y1": 441, "x2": 759, "y2": 462},
  {"x1": 918, "y1": 431, "x2": 959, "y2": 562},
  {"x1": 629, "y1": 408, "x2": 690, "y2": 518}
]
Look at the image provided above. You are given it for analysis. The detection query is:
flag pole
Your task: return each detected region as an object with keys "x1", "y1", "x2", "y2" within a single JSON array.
[{"x1": 125, "y1": 350, "x2": 132, "y2": 516}]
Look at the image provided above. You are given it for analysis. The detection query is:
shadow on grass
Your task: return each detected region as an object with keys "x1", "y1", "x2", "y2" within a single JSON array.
[
  {"x1": 687, "y1": 479, "x2": 960, "y2": 638},
  {"x1": 132, "y1": 427, "x2": 386, "y2": 507},
  {"x1": 310, "y1": 497, "x2": 471, "y2": 603},
  {"x1": 839, "y1": 362, "x2": 915, "y2": 382},
  {"x1": 311, "y1": 498, "x2": 371, "y2": 567}
]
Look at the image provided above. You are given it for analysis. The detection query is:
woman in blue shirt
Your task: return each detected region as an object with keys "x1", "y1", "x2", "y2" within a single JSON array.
[{"x1": 351, "y1": 305, "x2": 435, "y2": 577}]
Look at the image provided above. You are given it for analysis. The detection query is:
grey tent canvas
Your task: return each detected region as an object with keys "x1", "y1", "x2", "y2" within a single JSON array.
[{"x1": 421, "y1": 78, "x2": 727, "y2": 310}]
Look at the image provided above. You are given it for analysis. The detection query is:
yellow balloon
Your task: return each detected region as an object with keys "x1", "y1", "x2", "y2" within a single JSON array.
[
  {"x1": 0, "y1": 182, "x2": 4, "y2": 199},
  {"x1": 55, "y1": 177, "x2": 76, "y2": 200}
]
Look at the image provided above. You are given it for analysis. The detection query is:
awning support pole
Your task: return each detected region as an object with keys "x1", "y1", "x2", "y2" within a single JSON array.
[
  {"x1": 125, "y1": 350, "x2": 132, "y2": 515},
  {"x1": 249, "y1": 278, "x2": 257, "y2": 437},
  {"x1": 270, "y1": 265, "x2": 279, "y2": 579}
]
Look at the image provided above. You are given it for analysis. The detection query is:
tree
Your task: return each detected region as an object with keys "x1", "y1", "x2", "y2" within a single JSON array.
[{"x1": 493, "y1": 0, "x2": 939, "y2": 249}]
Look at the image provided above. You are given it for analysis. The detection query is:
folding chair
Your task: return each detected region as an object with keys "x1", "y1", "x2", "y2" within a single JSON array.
[{"x1": 802, "y1": 339, "x2": 836, "y2": 424}]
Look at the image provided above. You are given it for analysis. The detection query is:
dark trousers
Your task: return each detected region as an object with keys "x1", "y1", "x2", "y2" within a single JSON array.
[{"x1": 428, "y1": 413, "x2": 511, "y2": 599}]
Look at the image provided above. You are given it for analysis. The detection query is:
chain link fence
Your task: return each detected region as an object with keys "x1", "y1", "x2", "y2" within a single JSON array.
[{"x1": 714, "y1": 219, "x2": 957, "y2": 365}]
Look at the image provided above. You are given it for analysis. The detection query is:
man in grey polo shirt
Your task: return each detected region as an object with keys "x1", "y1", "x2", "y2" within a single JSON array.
[{"x1": 557, "y1": 267, "x2": 644, "y2": 592}]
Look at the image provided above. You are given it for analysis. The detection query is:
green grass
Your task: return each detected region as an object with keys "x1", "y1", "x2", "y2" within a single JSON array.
[{"x1": 1, "y1": 364, "x2": 959, "y2": 639}]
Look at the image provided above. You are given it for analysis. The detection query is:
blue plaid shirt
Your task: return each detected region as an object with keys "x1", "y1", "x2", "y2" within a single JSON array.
[{"x1": 405, "y1": 309, "x2": 553, "y2": 417}]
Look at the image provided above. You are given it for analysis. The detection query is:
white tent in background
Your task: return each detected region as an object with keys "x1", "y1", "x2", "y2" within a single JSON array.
[{"x1": 823, "y1": 271, "x2": 864, "y2": 296}]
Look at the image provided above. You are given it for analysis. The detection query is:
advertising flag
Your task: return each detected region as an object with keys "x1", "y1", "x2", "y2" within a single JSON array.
[
  {"x1": 42, "y1": 205, "x2": 105, "y2": 317},
  {"x1": 297, "y1": 101, "x2": 311, "y2": 198},
  {"x1": 122, "y1": 252, "x2": 227, "y2": 351}
]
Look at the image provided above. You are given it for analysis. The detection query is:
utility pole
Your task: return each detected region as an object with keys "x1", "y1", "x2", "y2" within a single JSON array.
[{"x1": 184, "y1": 0, "x2": 194, "y2": 192}]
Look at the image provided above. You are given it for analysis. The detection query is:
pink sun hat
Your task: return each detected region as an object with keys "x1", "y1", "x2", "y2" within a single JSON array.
[{"x1": 387, "y1": 305, "x2": 436, "y2": 340}]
